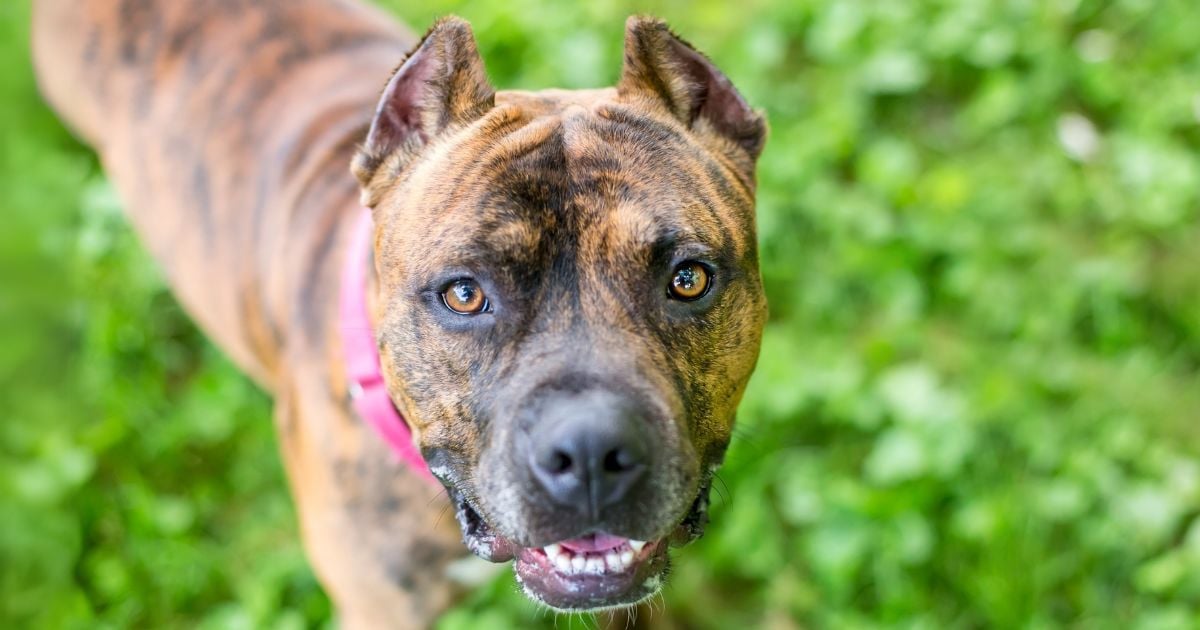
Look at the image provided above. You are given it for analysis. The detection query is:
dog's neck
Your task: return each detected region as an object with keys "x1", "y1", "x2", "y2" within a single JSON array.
[{"x1": 340, "y1": 208, "x2": 433, "y2": 476}]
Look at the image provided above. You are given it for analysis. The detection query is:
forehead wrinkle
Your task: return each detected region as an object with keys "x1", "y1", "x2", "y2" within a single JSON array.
[
  {"x1": 470, "y1": 216, "x2": 545, "y2": 269},
  {"x1": 384, "y1": 104, "x2": 529, "y2": 211},
  {"x1": 384, "y1": 105, "x2": 554, "y2": 227},
  {"x1": 580, "y1": 181, "x2": 727, "y2": 262},
  {"x1": 589, "y1": 105, "x2": 754, "y2": 258},
  {"x1": 562, "y1": 112, "x2": 733, "y2": 275},
  {"x1": 600, "y1": 207, "x2": 697, "y2": 261},
  {"x1": 475, "y1": 114, "x2": 564, "y2": 172},
  {"x1": 407, "y1": 210, "x2": 547, "y2": 283},
  {"x1": 395, "y1": 113, "x2": 568, "y2": 273}
]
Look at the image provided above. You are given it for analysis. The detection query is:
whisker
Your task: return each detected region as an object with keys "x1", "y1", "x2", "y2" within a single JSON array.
[
  {"x1": 713, "y1": 471, "x2": 732, "y2": 506},
  {"x1": 432, "y1": 502, "x2": 451, "y2": 529},
  {"x1": 424, "y1": 487, "x2": 450, "y2": 508}
]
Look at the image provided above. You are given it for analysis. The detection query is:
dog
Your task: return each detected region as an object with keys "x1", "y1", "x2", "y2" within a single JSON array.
[{"x1": 32, "y1": 0, "x2": 767, "y2": 626}]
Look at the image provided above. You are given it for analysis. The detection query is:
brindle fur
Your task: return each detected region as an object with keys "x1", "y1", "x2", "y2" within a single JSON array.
[
  {"x1": 355, "y1": 17, "x2": 766, "y2": 558},
  {"x1": 32, "y1": 1, "x2": 766, "y2": 627}
]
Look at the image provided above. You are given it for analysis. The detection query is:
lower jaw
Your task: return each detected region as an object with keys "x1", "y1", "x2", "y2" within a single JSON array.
[
  {"x1": 512, "y1": 539, "x2": 669, "y2": 611},
  {"x1": 447, "y1": 477, "x2": 714, "y2": 610}
]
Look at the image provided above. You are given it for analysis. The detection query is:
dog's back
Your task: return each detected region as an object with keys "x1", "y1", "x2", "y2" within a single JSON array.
[
  {"x1": 32, "y1": 4, "x2": 770, "y2": 625},
  {"x1": 32, "y1": 0, "x2": 414, "y2": 387}
]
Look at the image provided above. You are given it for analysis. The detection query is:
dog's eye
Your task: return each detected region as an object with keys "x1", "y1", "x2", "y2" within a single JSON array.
[
  {"x1": 442, "y1": 280, "x2": 489, "y2": 314},
  {"x1": 667, "y1": 262, "x2": 711, "y2": 301}
]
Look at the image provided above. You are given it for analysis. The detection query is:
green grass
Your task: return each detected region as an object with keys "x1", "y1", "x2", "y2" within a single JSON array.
[{"x1": 4, "y1": 0, "x2": 1200, "y2": 627}]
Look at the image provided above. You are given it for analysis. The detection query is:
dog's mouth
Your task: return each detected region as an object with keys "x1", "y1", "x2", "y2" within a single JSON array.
[
  {"x1": 447, "y1": 479, "x2": 713, "y2": 611},
  {"x1": 513, "y1": 534, "x2": 669, "y2": 611}
]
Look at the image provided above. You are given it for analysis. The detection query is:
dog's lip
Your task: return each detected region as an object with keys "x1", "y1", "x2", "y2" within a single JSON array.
[
  {"x1": 448, "y1": 493, "x2": 672, "y2": 609},
  {"x1": 450, "y1": 489, "x2": 518, "y2": 563},
  {"x1": 445, "y1": 476, "x2": 713, "y2": 610},
  {"x1": 514, "y1": 536, "x2": 668, "y2": 611}
]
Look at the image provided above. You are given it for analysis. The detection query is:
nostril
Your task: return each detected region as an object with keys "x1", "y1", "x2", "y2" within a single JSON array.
[
  {"x1": 524, "y1": 388, "x2": 654, "y2": 511},
  {"x1": 603, "y1": 447, "x2": 639, "y2": 473},
  {"x1": 547, "y1": 450, "x2": 573, "y2": 474}
]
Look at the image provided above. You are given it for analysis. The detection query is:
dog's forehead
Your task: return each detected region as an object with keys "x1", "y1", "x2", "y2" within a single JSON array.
[{"x1": 379, "y1": 88, "x2": 752, "y2": 270}]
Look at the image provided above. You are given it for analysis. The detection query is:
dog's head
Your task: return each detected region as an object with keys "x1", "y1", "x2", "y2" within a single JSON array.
[{"x1": 352, "y1": 16, "x2": 767, "y2": 611}]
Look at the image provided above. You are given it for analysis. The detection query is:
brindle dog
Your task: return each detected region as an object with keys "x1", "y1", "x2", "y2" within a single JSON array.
[{"x1": 32, "y1": 0, "x2": 767, "y2": 626}]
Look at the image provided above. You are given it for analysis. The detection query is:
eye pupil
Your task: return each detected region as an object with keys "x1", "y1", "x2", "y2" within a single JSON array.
[
  {"x1": 454, "y1": 283, "x2": 475, "y2": 303},
  {"x1": 669, "y1": 263, "x2": 711, "y2": 301},
  {"x1": 442, "y1": 280, "x2": 487, "y2": 314},
  {"x1": 676, "y1": 268, "x2": 698, "y2": 290}
]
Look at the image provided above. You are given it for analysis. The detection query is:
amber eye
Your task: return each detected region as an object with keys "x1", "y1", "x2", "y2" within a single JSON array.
[
  {"x1": 668, "y1": 262, "x2": 712, "y2": 301},
  {"x1": 441, "y1": 279, "x2": 489, "y2": 314}
]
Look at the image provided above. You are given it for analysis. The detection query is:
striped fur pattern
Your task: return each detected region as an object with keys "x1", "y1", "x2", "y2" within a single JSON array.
[{"x1": 32, "y1": 1, "x2": 765, "y2": 625}]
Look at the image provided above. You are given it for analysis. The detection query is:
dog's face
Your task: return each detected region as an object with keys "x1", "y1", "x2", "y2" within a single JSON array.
[{"x1": 352, "y1": 16, "x2": 766, "y2": 611}]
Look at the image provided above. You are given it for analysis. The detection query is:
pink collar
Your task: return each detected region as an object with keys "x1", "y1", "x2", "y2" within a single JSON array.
[{"x1": 339, "y1": 209, "x2": 434, "y2": 481}]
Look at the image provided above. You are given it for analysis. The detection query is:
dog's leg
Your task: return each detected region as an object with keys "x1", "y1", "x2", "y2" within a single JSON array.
[{"x1": 275, "y1": 367, "x2": 470, "y2": 629}]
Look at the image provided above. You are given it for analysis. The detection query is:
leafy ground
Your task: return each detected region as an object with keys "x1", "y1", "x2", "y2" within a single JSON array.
[{"x1": 4, "y1": 0, "x2": 1200, "y2": 627}]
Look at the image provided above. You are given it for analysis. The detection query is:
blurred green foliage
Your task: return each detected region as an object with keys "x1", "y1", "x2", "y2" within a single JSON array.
[{"x1": 4, "y1": 0, "x2": 1200, "y2": 627}]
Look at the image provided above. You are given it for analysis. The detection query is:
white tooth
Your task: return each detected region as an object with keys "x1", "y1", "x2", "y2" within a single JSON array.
[
  {"x1": 544, "y1": 543, "x2": 561, "y2": 559},
  {"x1": 554, "y1": 554, "x2": 572, "y2": 573},
  {"x1": 620, "y1": 550, "x2": 634, "y2": 567},
  {"x1": 629, "y1": 540, "x2": 647, "y2": 553},
  {"x1": 586, "y1": 556, "x2": 605, "y2": 573},
  {"x1": 571, "y1": 555, "x2": 586, "y2": 572},
  {"x1": 605, "y1": 551, "x2": 621, "y2": 571}
]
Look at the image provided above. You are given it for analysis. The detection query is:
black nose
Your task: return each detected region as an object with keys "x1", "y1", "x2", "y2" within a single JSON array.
[{"x1": 526, "y1": 389, "x2": 650, "y2": 517}]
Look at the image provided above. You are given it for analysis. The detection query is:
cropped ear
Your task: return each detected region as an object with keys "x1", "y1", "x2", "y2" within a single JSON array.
[
  {"x1": 352, "y1": 16, "x2": 495, "y2": 206},
  {"x1": 617, "y1": 16, "x2": 766, "y2": 166}
]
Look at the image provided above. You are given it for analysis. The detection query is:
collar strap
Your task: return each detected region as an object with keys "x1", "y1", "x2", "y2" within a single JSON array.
[{"x1": 339, "y1": 208, "x2": 434, "y2": 481}]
